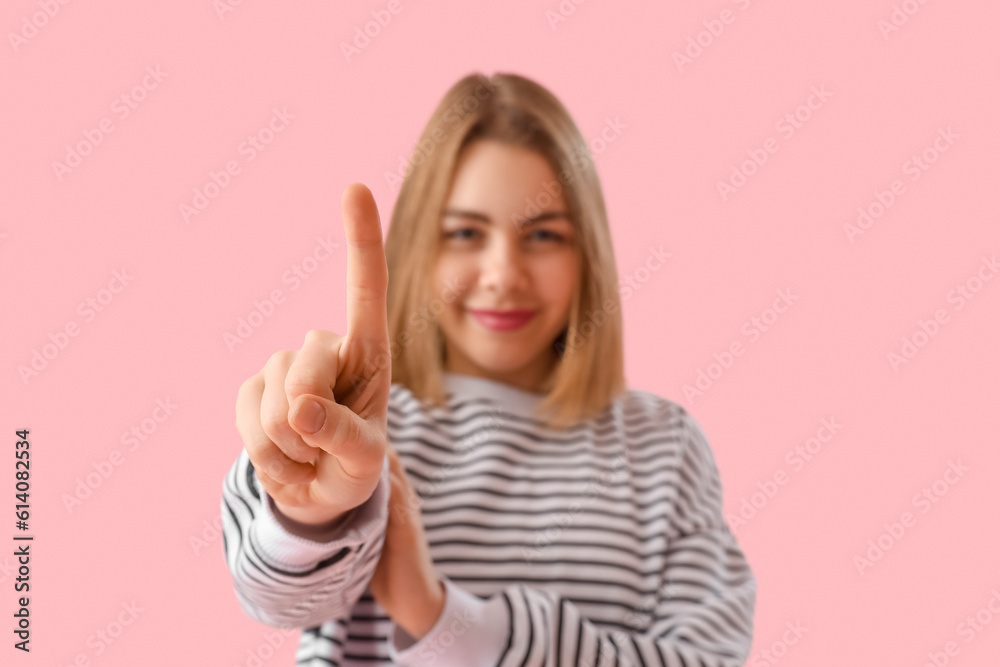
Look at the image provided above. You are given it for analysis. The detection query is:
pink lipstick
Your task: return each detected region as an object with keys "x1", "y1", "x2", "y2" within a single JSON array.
[{"x1": 467, "y1": 309, "x2": 536, "y2": 332}]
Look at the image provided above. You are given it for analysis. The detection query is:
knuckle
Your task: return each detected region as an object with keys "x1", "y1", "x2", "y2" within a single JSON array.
[
  {"x1": 237, "y1": 373, "x2": 263, "y2": 401},
  {"x1": 347, "y1": 283, "x2": 384, "y2": 303},
  {"x1": 303, "y1": 329, "x2": 332, "y2": 347},
  {"x1": 259, "y1": 409, "x2": 288, "y2": 438},
  {"x1": 334, "y1": 410, "x2": 363, "y2": 454},
  {"x1": 264, "y1": 457, "x2": 287, "y2": 480},
  {"x1": 284, "y1": 368, "x2": 326, "y2": 396},
  {"x1": 243, "y1": 436, "x2": 270, "y2": 464},
  {"x1": 250, "y1": 455, "x2": 268, "y2": 480},
  {"x1": 256, "y1": 470, "x2": 277, "y2": 493},
  {"x1": 267, "y1": 349, "x2": 296, "y2": 368}
]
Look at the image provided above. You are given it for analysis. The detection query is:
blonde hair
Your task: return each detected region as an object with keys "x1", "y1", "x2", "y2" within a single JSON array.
[{"x1": 384, "y1": 72, "x2": 625, "y2": 431}]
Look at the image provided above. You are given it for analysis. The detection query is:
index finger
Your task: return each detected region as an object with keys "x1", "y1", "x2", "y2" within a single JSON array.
[{"x1": 342, "y1": 183, "x2": 389, "y2": 343}]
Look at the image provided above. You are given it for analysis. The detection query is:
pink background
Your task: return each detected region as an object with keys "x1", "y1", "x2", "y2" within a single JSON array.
[{"x1": 3, "y1": 0, "x2": 999, "y2": 664}]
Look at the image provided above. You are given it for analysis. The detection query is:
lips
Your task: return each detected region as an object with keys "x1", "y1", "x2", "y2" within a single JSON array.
[{"x1": 466, "y1": 308, "x2": 536, "y2": 332}]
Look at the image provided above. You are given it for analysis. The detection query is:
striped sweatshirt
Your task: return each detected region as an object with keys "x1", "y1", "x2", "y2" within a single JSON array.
[{"x1": 221, "y1": 371, "x2": 757, "y2": 666}]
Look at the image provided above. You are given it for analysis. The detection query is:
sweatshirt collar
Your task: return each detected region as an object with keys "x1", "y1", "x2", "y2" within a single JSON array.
[{"x1": 442, "y1": 372, "x2": 546, "y2": 420}]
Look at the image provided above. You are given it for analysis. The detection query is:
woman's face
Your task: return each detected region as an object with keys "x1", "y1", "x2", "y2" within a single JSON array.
[{"x1": 432, "y1": 139, "x2": 579, "y2": 392}]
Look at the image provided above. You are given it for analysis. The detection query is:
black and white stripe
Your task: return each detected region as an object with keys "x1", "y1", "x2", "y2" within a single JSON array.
[{"x1": 220, "y1": 373, "x2": 756, "y2": 666}]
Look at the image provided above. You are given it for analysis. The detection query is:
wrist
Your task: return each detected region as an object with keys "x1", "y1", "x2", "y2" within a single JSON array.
[
  {"x1": 271, "y1": 498, "x2": 355, "y2": 536},
  {"x1": 400, "y1": 579, "x2": 446, "y2": 640}
]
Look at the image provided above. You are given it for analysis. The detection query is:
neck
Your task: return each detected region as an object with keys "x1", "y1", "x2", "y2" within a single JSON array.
[{"x1": 443, "y1": 350, "x2": 558, "y2": 395}]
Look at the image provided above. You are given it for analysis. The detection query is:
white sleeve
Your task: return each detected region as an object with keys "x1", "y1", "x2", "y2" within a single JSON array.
[
  {"x1": 387, "y1": 576, "x2": 510, "y2": 666},
  {"x1": 220, "y1": 448, "x2": 390, "y2": 629}
]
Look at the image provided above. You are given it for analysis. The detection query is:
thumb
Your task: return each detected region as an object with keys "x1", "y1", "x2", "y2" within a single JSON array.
[{"x1": 289, "y1": 394, "x2": 378, "y2": 467}]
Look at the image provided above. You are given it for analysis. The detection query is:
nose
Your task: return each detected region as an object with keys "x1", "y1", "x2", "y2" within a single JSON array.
[{"x1": 479, "y1": 235, "x2": 527, "y2": 293}]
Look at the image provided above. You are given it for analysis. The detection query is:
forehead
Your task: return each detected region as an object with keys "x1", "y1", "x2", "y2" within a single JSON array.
[{"x1": 444, "y1": 140, "x2": 565, "y2": 210}]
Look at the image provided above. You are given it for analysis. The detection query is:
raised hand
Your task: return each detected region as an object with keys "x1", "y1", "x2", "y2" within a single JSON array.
[{"x1": 235, "y1": 183, "x2": 392, "y2": 527}]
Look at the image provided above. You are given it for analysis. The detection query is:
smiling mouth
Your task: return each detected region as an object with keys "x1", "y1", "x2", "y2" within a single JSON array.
[{"x1": 466, "y1": 308, "x2": 536, "y2": 331}]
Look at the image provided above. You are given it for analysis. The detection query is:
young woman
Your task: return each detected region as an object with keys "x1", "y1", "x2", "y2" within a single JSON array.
[{"x1": 222, "y1": 72, "x2": 756, "y2": 666}]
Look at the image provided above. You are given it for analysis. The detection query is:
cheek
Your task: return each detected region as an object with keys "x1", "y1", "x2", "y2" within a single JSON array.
[
  {"x1": 535, "y1": 256, "x2": 578, "y2": 311},
  {"x1": 433, "y1": 257, "x2": 474, "y2": 311}
]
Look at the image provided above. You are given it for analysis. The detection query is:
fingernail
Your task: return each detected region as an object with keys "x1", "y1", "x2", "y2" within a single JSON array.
[{"x1": 294, "y1": 397, "x2": 326, "y2": 434}]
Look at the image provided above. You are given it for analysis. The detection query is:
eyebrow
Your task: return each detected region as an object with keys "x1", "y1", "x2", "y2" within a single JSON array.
[{"x1": 441, "y1": 208, "x2": 571, "y2": 226}]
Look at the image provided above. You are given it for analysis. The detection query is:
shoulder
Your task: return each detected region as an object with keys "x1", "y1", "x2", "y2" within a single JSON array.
[
  {"x1": 615, "y1": 389, "x2": 716, "y2": 464},
  {"x1": 616, "y1": 387, "x2": 689, "y2": 432},
  {"x1": 618, "y1": 392, "x2": 728, "y2": 529}
]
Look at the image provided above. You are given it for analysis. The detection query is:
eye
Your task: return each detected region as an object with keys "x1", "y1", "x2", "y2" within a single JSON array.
[
  {"x1": 444, "y1": 228, "x2": 481, "y2": 241},
  {"x1": 529, "y1": 229, "x2": 565, "y2": 242}
]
